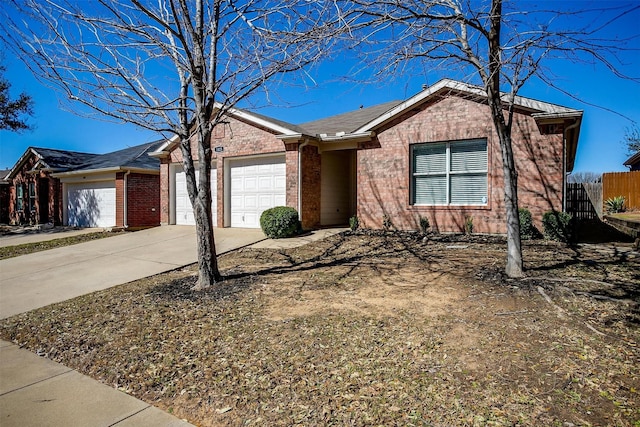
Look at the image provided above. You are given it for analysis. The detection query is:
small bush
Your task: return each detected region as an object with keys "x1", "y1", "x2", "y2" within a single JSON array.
[
  {"x1": 519, "y1": 208, "x2": 536, "y2": 240},
  {"x1": 419, "y1": 215, "x2": 430, "y2": 234},
  {"x1": 260, "y1": 206, "x2": 301, "y2": 239},
  {"x1": 464, "y1": 216, "x2": 473, "y2": 234},
  {"x1": 349, "y1": 215, "x2": 359, "y2": 231},
  {"x1": 605, "y1": 196, "x2": 625, "y2": 213},
  {"x1": 542, "y1": 210, "x2": 572, "y2": 242}
]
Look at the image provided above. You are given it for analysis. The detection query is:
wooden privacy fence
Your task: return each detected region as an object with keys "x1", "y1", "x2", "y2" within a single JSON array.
[
  {"x1": 603, "y1": 171, "x2": 640, "y2": 210},
  {"x1": 566, "y1": 183, "x2": 600, "y2": 220}
]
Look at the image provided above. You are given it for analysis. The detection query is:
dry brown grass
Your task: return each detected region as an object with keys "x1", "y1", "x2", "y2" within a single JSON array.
[{"x1": 1, "y1": 231, "x2": 639, "y2": 426}]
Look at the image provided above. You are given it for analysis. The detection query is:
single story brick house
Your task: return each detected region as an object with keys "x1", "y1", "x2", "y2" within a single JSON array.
[
  {"x1": 152, "y1": 79, "x2": 582, "y2": 234},
  {"x1": 5, "y1": 142, "x2": 162, "y2": 228}
]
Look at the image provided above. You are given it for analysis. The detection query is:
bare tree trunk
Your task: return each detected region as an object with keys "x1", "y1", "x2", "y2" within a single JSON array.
[
  {"x1": 496, "y1": 127, "x2": 523, "y2": 277},
  {"x1": 487, "y1": 0, "x2": 523, "y2": 277}
]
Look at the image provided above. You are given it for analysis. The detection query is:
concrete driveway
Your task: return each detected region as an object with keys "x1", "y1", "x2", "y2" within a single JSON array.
[{"x1": 0, "y1": 226, "x2": 265, "y2": 319}]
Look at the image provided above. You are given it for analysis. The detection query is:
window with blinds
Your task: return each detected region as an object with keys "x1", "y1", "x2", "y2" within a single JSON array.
[{"x1": 411, "y1": 139, "x2": 488, "y2": 205}]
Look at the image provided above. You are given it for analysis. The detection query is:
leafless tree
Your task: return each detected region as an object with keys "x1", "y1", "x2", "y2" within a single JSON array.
[
  {"x1": 1, "y1": 0, "x2": 338, "y2": 289},
  {"x1": 623, "y1": 126, "x2": 640, "y2": 155},
  {"x1": 339, "y1": 0, "x2": 639, "y2": 277}
]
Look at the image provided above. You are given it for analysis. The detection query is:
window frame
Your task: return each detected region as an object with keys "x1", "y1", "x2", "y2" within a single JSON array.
[
  {"x1": 16, "y1": 184, "x2": 24, "y2": 211},
  {"x1": 28, "y1": 182, "x2": 36, "y2": 212},
  {"x1": 411, "y1": 138, "x2": 488, "y2": 207}
]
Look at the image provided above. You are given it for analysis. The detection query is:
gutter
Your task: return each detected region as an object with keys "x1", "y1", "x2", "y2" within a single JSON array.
[{"x1": 52, "y1": 166, "x2": 159, "y2": 178}]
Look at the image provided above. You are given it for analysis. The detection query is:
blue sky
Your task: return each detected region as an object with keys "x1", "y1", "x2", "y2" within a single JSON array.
[{"x1": 1, "y1": 2, "x2": 639, "y2": 174}]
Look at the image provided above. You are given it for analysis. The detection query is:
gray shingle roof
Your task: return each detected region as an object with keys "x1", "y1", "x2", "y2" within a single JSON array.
[
  {"x1": 298, "y1": 101, "x2": 402, "y2": 136},
  {"x1": 75, "y1": 140, "x2": 162, "y2": 171},
  {"x1": 31, "y1": 147, "x2": 98, "y2": 170}
]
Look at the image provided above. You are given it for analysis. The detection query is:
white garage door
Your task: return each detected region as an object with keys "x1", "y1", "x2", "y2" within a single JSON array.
[
  {"x1": 175, "y1": 167, "x2": 217, "y2": 226},
  {"x1": 67, "y1": 181, "x2": 116, "y2": 228},
  {"x1": 230, "y1": 156, "x2": 286, "y2": 228}
]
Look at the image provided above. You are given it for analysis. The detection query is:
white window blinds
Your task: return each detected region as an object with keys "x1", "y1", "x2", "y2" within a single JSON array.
[{"x1": 412, "y1": 139, "x2": 487, "y2": 205}]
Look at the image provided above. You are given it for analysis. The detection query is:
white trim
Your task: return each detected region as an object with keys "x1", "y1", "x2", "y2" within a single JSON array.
[
  {"x1": 223, "y1": 105, "x2": 299, "y2": 136},
  {"x1": 53, "y1": 167, "x2": 158, "y2": 178},
  {"x1": 57, "y1": 173, "x2": 117, "y2": 184},
  {"x1": 354, "y1": 79, "x2": 583, "y2": 134}
]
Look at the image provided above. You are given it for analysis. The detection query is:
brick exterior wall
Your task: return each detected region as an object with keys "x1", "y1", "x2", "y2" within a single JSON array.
[
  {"x1": 160, "y1": 116, "x2": 305, "y2": 227},
  {"x1": 126, "y1": 172, "x2": 160, "y2": 228},
  {"x1": 357, "y1": 95, "x2": 564, "y2": 234},
  {"x1": 300, "y1": 144, "x2": 321, "y2": 229},
  {"x1": 115, "y1": 172, "x2": 125, "y2": 227},
  {"x1": 7, "y1": 154, "x2": 63, "y2": 226}
]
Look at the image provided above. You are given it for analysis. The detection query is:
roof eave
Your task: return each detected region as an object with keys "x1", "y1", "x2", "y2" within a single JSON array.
[
  {"x1": 225, "y1": 106, "x2": 300, "y2": 135},
  {"x1": 320, "y1": 131, "x2": 375, "y2": 143},
  {"x1": 53, "y1": 166, "x2": 159, "y2": 178},
  {"x1": 150, "y1": 135, "x2": 180, "y2": 158},
  {"x1": 6, "y1": 147, "x2": 43, "y2": 180},
  {"x1": 623, "y1": 151, "x2": 640, "y2": 167},
  {"x1": 354, "y1": 79, "x2": 583, "y2": 134}
]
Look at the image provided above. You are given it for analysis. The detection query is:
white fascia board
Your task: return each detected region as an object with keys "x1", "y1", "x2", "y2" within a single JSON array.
[
  {"x1": 353, "y1": 79, "x2": 466, "y2": 133},
  {"x1": 277, "y1": 133, "x2": 307, "y2": 143},
  {"x1": 52, "y1": 167, "x2": 122, "y2": 178},
  {"x1": 150, "y1": 134, "x2": 180, "y2": 157},
  {"x1": 531, "y1": 111, "x2": 583, "y2": 121},
  {"x1": 53, "y1": 166, "x2": 159, "y2": 178},
  {"x1": 226, "y1": 107, "x2": 299, "y2": 136},
  {"x1": 354, "y1": 78, "x2": 582, "y2": 134},
  {"x1": 319, "y1": 131, "x2": 375, "y2": 142},
  {"x1": 6, "y1": 147, "x2": 45, "y2": 180}
]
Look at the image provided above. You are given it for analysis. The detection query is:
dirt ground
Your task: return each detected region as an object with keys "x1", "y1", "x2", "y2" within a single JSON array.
[{"x1": 1, "y1": 231, "x2": 638, "y2": 426}]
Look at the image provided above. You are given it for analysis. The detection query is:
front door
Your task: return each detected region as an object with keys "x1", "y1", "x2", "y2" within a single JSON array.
[{"x1": 39, "y1": 178, "x2": 49, "y2": 223}]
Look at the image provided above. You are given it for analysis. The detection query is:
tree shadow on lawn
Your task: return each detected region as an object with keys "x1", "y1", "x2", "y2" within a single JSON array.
[{"x1": 153, "y1": 232, "x2": 456, "y2": 303}]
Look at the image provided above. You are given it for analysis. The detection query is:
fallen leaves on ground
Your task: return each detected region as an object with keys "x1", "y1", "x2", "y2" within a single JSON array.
[{"x1": 1, "y1": 231, "x2": 639, "y2": 426}]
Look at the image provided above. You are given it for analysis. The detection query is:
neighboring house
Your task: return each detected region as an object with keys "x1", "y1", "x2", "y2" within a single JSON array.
[
  {"x1": 152, "y1": 78, "x2": 582, "y2": 234},
  {"x1": 5, "y1": 142, "x2": 162, "y2": 228},
  {"x1": 0, "y1": 169, "x2": 10, "y2": 224},
  {"x1": 5, "y1": 148, "x2": 98, "y2": 225},
  {"x1": 624, "y1": 151, "x2": 640, "y2": 171}
]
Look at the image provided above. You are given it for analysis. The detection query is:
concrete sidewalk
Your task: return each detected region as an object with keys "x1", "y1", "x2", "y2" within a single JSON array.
[
  {"x1": 0, "y1": 225, "x2": 346, "y2": 427},
  {"x1": 0, "y1": 341, "x2": 190, "y2": 426}
]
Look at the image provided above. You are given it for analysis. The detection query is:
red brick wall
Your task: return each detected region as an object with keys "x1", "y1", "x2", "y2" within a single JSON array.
[
  {"x1": 357, "y1": 95, "x2": 564, "y2": 234},
  {"x1": 161, "y1": 116, "x2": 291, "y2": 227},
  {"x1": 126, "y1": 173, "x2": 160, "y2": 227},
  {"x1": 7, "y1": 154, "x2": 63, "y2": 225},
  {"x1": 115, "y1": 172, "x2": 125, "y2": 227},
  {"x1": 300, "y1": 144, "x2": 321, "y2": 229},
  {"x1": 159, "y1": 163, "x2": 170, "y2": 225}
]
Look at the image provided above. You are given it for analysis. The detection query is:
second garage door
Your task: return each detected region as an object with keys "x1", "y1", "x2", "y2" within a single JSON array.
[
  {"x1": 175, "y1": 167, "x2": 217, "y2": 226},
  {"x1": 230, "y1": 156, "x2": 286, "y2": 228},
  {"x1": 67, "y1": 181, "x2": 116, "y2": 228}
]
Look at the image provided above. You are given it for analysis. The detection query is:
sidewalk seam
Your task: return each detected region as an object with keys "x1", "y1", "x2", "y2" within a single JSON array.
[
  {"x1": 108, "y1": 404, "x2": 152, "y2": 426},
  {"x1": 0, "y1": 368, "x2": 73, "y2": 397}
]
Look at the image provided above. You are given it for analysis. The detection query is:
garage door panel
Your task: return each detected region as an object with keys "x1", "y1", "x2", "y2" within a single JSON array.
[
  {"x1": 230, "y1": 156, "x2": 286, "y2": 228},
  {"x1": 67, "y1": 182, "x2": 116, "y2": 228},
  {"x1": 175, "y1": 167, "x2": 216, "y2": 226}
]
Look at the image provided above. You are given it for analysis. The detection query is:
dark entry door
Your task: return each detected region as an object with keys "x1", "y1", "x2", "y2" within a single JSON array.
[{"x1": 39, "y1": 178, "x2": 50, "y2": 223}]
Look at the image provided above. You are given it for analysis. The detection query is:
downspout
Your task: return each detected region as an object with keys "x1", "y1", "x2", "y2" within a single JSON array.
[
  {"x1": 298, "y1": 140, "x2": 309, "y2": 224},
  {"x1": 563, "y1": 120, "x2": 580, "y2": 212},
  {"x1": 123, "y1": 170, "x2": 131, "y2": 228}
]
